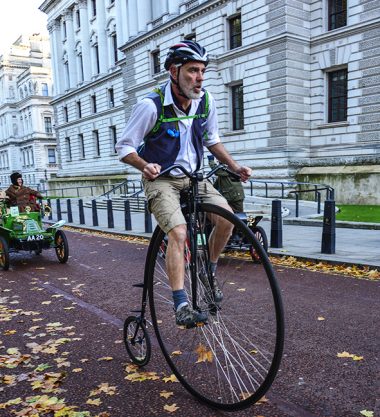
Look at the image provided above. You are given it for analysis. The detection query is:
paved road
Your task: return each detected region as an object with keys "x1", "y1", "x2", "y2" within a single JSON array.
[{"x1": 0, "y1": 229, "x2": 378, "y2": 417}]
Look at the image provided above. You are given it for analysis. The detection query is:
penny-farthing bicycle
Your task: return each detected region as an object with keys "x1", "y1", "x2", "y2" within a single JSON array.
[{"x1": 124, "y1": 164, "x2": 284, "y2": 411}]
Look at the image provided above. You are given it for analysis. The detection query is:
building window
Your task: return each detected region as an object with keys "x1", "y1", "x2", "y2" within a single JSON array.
[
  {"x1": 328, "y1": 68, "x2": 348, "y2": 123},
  {"x1": 77, "y1": 101, "x2": 82, "y2": 118},
  {"x1": 64, "y1": 61, "x2": 70, "y2": 89},
  {"x1": 111, "y1": 33, "x2": 118, "y2": 64},
  {"x1": 231, "y1": 83, "x2": 244, "y2": 131},
  {"x1": 48, "y1": 148, "x2": 56, "y2": 164},
  {"x1": 94, "y1": 44, "x2": 100, "y2": 74},
  {"x1": 78, "y1": 53, "x2": 84, "y2": 82},
  {"x1": 328, "y1": 0, "x2": 347, "y2": 30},
  {"x1": 79, "y1": 134, "x2": 85, "y2": 158},
  {"x1": 44, "y1": 117, "x2": 53, "y2": 133},
  {"x1": 63, "y1": 106, "x2": 68, "y2": 122},
  {"x1": 41, "y1": 83, "x2": 49, "y2": 96},
  {"x1": 93, "y1": 130, "x2": 100, "y2": 156},
  {"x1": 65, "y1": 137, "x2": 72, "y2": 161},
  {"x1": 229, "y1": 14, "x2": 242, "y2": 50},
  {"x1": 91, "y1": 94, "x2": 97, "y2": 113},
  {"x1": 108, "y1": 88, "x2": 115, "y2": 107},
  {"x1": 110, "y1": 126, "x2": 117, "y2": 152},
  {"x1": 152, "y1": 50, "x2": 160, "y2": 74},
  {"x1": 91, "y1": 0, "x2": 96, "y2": 17},
  {"x1": 76, "y1": 9, "x2": 81, "y2": 28},
  {"x1": 184, "y1": 33, "x2": 196, "y2": 41}
]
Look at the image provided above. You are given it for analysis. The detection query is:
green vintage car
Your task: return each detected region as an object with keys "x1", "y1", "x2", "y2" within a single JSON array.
[{"x1": 0, "y1": 200, "x2": 69, "y2": 270}]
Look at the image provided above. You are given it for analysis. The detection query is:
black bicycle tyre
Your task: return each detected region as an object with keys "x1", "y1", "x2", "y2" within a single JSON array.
[
  {"x1": 0, "y1": 236, "x2": 10, "y2": 271},
  {"x1": 124, "y1": 316, "x2": 151, "y2": 367},
  {"x1": 147, "y1": 203, "x2": 284, "y2": 411}
]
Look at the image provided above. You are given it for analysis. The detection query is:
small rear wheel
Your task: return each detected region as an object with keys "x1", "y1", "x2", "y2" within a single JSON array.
[
  {"x1": 124, "y1": 316, "x2": 151, "y2": 366},
  {"x1": 0, "y1": 236, "x2": 10, "y2": 271},
  {"x1": 55, "y1": 230, "x2": 69, "y2": 263},
  {"x1": 249, "y1": 225, "x2": 268, "y2": 263}
]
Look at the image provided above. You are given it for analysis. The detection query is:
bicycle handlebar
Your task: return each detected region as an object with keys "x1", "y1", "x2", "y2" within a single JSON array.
[{"x1": 156, "y1": 164, "x2": 242, "y2": 181}]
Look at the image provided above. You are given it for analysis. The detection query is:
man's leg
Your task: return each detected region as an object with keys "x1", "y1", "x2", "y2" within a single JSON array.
[{"x1": 166, "y1": 224, "x2": 187, "y2": 291}]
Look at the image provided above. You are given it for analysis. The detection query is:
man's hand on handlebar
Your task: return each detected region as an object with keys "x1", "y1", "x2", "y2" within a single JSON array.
[
  {"x1": 235, "y1": 166, "x2": 252, "y2": 182},
  {"x1": 143, "y1": 163, "x2": 162, "y2": 180}
]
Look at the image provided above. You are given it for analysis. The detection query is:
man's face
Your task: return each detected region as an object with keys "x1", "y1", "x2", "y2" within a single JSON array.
[{"x1": 175, "y1": 61, "x2": 206, "y2": 99}]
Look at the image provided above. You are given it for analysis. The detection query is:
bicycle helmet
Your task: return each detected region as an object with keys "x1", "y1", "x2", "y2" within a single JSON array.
[{"x1": 164, "y1": 40, "x2": 209, "y2": 70}]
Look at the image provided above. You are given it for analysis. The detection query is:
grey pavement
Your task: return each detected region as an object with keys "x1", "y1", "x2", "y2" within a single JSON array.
[{"x1": 46, "y1": 198, "x2": 380, "y2": 268}]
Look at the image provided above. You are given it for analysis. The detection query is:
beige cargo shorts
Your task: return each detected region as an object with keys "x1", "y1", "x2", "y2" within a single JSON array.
[{"x1": 142, "y1": 176, "x2": 229, "y2": 234}]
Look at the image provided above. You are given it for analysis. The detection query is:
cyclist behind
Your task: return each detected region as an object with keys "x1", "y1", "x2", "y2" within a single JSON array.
[
  {"x1": 6, "y1": 172, "x2": 42, "y2": 213},
  {"x1": 116, "y1": 41, "x2": 251, "y2": 327},
  {"x1": 207, "y1": 154, "x2": 245, "y2": 214}
]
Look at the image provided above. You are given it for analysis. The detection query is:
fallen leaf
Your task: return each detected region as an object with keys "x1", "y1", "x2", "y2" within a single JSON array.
[
  {"x1": 160, "y1": 391, "x2": 174, "y2": 399},
  {"x1": 164, "y1": 403, "x2": 179, "y2": 413},
  {"x1": 162, "y1": 374, "x2": 178, "y2": 383},
  {"x1": 86, "y1": 398, "x2": 102, "y2": 406},
  {"x1": 317, "y1": 316, "x2": 325, "y2": 321},
  {"x1": 360, "y1": 411, "x2": 374, "y2": 417}
]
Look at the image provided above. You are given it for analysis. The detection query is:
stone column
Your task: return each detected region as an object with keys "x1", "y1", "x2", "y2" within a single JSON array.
[
  {"x1": 47, "y1": 20, "x2": 62, "y2": 95},
  {"x1": 128, "y1": 0, "x2": 138, "y2": 37},
  {"x1": 78, "y1": 0, "x2": 92, "y2": 82},
  {"x1": 96, "y1": 0, "x2": 108, "y2": 73},
  {"x1": 137, "y1": 0, "x2": 151, "y2": 33},
  {"x1": 116, "y1": 0, "x2": 129, "y2": 46},
  {"x1": 63, "y1": 9, "x2": 78, "y2": 88},
  {"x1": 168, "y1": 0, "x2": 180, "y2": 15}
]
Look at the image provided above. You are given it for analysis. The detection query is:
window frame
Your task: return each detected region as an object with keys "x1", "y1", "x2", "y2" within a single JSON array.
[
  {"x1": 228, "y1": 13, "x2": 242, "y2": 50},
  {"x1": 231, "y1": 83, "x2": 244, "y2": 131},
  {"x1": 151, "y1": 49, "x2": 161, "y2": 75},
  {"x1": 93, "y1": 129, "x2": 100, "y2": 157},
  {"x1": 327, "y1": 68, "x2": 348, "y2": 123},
  {"x1": 328, "y1": 0, "x2": 347, "y2": 31}
]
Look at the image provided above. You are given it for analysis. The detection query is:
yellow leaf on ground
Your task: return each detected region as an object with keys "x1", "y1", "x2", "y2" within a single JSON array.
[
  {"x1": 72, "y1": 368, "x2": 83, "y2": 372},
  {"x1": 86, "y1": 398, "x2": 102, "y2": 406},
  {"x1": 160, "y1": 391, "x2": 174, "y2": 399},
  {"x1": 164, "y1": 403, "x2": 179, "y2": 413},
  {"x1": 162, "y1": 374, "x2": 178, "y2": 383},
  {"x1": 360, "y1": 411, "x2": 374, "y2": 417},
  {"x1": 42, "y1": 301, "x2": 52, "y2": 305},
  {"x1": 97, "y1": 357, "x2": 113, "y2": 361},
  {"x1": 317, "y1": 316, "x2": 325, "y2": 321},
  {"x1": 195, "y1": 344, "x2": 213, "y2": 363}
]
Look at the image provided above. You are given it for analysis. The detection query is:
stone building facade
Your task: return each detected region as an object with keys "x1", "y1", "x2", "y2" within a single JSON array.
[
  {"x1": 40, "y1": 0, "x2": 380, "y2": 203},
  {"x1": 0, "y1": 34, "x2": 57, "y2": 189}
]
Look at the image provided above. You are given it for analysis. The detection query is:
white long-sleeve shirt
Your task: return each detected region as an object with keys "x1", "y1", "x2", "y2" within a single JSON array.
[{"x1": 116, "y1": 82, "x2": 221, "y2": 176}]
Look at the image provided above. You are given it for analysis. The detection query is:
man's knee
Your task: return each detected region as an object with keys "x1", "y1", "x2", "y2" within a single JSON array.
[{"x1": 168, "y1": 224, "x2": 187, "y2": 245}]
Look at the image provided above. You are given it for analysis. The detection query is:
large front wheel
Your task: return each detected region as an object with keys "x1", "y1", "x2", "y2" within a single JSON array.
[{"x1": 147, "y1": 203, "x2": 284, "y2": 411}]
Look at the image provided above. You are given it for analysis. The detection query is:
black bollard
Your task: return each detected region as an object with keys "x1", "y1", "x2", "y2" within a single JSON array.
[
  {"x1": 56, "y1": 199, "x2": 62, "y2": 221},
  {"x1": 124, "y1": 200, "x2": 132, "y2": 231},
  {"x1": 107, "y1": 199, "x2": 114, "y2": 228},
  {"x1": 92, "y1": 199, "x2": 98, "y2": 226},
  {"x1": 144, "y1": 201, "x2": 152, "y2": 233},
  {"x1": 321, "y1": 200, "x2": 336, "y2": 254},
  {"x1": 270, "y1": 199, "x2": 283, "y2": 248},
  {"x1": 78, "y1": 199, "x2": 85, "y2": 224},
  {"x1": 67, "y1": 199, "x2": 73, "y2": 223}
]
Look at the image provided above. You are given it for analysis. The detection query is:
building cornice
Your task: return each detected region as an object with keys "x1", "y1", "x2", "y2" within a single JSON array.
[
  {"x1": 39, "y1": 0, "x2": 60, "y2": 14},
  {"x1": 120, "y1": 0, "x2": 229, "y2": 52},
  {"x1": 55, "y1": 106, "x2": 124, "y2": 129},
  {"x1": 311, "y1": 18, "x2": 380, "y2": 46},
  {"x1": 50, "y1": 68, "x2": 122, "y2": 104}
]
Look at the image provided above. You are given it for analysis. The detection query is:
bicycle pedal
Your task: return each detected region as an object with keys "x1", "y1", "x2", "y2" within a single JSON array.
[{"x1": 132, "y1": 283, "x2": 145, "y2": 288}]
